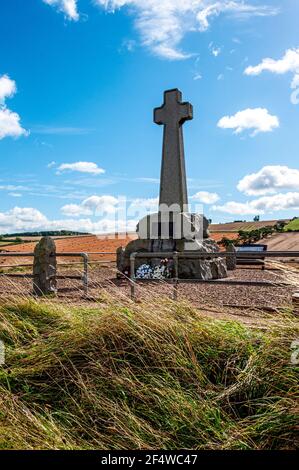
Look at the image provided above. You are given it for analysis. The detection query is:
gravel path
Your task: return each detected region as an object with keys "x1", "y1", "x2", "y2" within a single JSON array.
[{"x1": 0, "y1": 266, "x2": 295, "y2": 322}]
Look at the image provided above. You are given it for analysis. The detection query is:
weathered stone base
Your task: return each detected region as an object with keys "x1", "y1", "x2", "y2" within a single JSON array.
[{"x1": 117, "y1": 238, "x2": 227, "y2": 280}]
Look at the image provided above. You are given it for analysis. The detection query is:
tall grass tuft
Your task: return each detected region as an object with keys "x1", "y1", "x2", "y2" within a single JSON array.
[{"x1": 0, "y1": 293, "x2": 298, "y2": 450}]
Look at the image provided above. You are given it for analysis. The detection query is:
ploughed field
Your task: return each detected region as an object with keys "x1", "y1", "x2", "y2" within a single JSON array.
[
  {"x1": 0, "y1": 234, "x2": 135, "y2": 262},
  {"x1": 0, "y1": 232, "x2": 238, "y2": 261},
  {"x1": 209, "y1": 219, "x2": 290, "y2": 232},
  {"x1": 261, "y1": 232, "x2": 299, "y2": 252}
]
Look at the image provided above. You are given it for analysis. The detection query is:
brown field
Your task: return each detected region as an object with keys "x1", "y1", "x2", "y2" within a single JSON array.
[
  {"x1": 0, "y1": 232, "x2": 240, "y2": 258},
  {"x1": 1, "y1": 229, "x2": 299, "y2": 267},
  {"x1": 0, "y1": 218, "x2": 292, "y2": 256},
  {"x1": 0, "y1": 234, "x2": 136, "y2": 262},
  {"x1": 262, "y1": 232, "x2": 299, "y2": 251},
  {"x1": 208, "y1": 232, "x2": 239, "y2": 245},
  {"x1": 210, "y1": 219, "x2": 290, "y2": 232}
]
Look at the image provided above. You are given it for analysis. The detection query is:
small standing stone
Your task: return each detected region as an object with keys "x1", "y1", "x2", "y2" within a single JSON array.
[
  {"x1": 33, "y1": 236, "x2": 57, "y2": 296},
  {"x1": 226, "y1": 244, "x2": 237, "y2": 271}
]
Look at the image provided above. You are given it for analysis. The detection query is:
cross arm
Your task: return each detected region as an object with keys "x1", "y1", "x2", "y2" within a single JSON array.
[
  {"x1": 154, "y1": 88, "x2": 194, "y2": 126},
  {"x1": 154, "y1": 102, "x2": 193, "y2": 125},
  {"x1": 179, "y1": 102, "x2": 193, "y2": 123},
  {"x1": 154, "y1": 106, "x2": 166, "y2": 125}
]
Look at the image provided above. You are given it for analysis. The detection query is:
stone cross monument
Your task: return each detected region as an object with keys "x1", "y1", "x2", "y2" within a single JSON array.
[
  {"x1": 117, "y1": 89, "x2": 227, "y2": 280},
  {"x1": 154, "y1": 89, "x2": 192, "y2": 211}
]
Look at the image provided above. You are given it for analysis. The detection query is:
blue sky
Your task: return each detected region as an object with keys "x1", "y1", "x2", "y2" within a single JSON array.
[{"x1": 0, "y1": 0, "x2": 299, "y2": 233}]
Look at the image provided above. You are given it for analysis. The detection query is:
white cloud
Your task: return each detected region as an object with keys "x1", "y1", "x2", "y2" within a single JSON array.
[
  {"x1": 291, "y1": 73, "x2": 299, "y2": 90},
  {"x1": 43, "y1": 0, "x2": 79, "y2": 21},
  {"x1": 0, "y1": 75, "x2": 16, "y2": 104},
  {"x1": 41, "y1": 0, "x2": 278, "y2": 59},
  {"x1": 60, "y1": 195, "x2": 160, "y2": 236},
  {"x1": 196, "y1": 1, "x2": 277, "y2": 31},
  {"x1": 238, "y1": 165, "x2": 299, "y2": 196},
  {"x1": 211, "y1": 48, "x2": 221, "y2": 57},
  {"x1": 209, "y1": 42, "x2": 221, "y2": 57},
  {"x1": 253, "y1": 193, "x2": 299, "y2": 213},
  {"x1": 8, "y1": 193, "x2": 22, "y2": 198},
  {"x1": 93, "y1": 1, "x2": 277, "y2": 59},
  {"x1": 190, "y1": 191, "x2": 220, "y2": 204},
  {"x1": 60, "y1": 203, "x2": 90, "y2": 217},
  {"x1": 61, "y1": 195, "x2": 159, "y2": 220},
  {"x1": 127, "y1": 197, "x2": 158, "y2": 216},
  {"x1": 61, "y1": 195, "x2": 119, "y2": 216},
  {"x1": 57, "y1": 162, "x2": 106, "y2": 175},
  {"x1": 0, "y1": 207, "x2": 48, "y2": 232},
  {"x1": 0, "y1": 205, "x2": 137, "y2": 234},
  {"x1": 0, "y1": 185, "x2": 28, "y2": 192},
  {"x1": 213, "y1": 192, "x2": 299, "y2": 215},
  {"x1": 212, "y1": 200, "x2": 258, "y2": 215},
  {"x1": 244, "y1": 48, "x2": 299, "y2": 90},
  {"x1": 217, "y1": 108, "x2": 279, "y2": 136},
  {"x1": 0, "y1": 108, "x2": 29, "y2": 140},
  {"x1": 0, "y1": 75, "x2": 28, "y2": 141},
  {"x1": 245, "y1": 48, "x2": 299, "y2": 104},
  {"x1": 4, "y1": 190, "x2": 298, "y2": 233}
]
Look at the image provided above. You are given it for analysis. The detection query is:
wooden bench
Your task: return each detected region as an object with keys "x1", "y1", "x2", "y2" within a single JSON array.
[{"x1": 235, "y1": 244, "x2": 268, "y2": 270}]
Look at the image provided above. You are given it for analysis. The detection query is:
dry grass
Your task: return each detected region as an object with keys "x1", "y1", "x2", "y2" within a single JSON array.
[{"x1": 0, "y1": 286, "x2": 298, "y2": 450}]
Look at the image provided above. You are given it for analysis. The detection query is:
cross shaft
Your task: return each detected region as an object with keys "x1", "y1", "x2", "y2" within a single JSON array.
[{"x1": 154, "y1": 89, "x2": 193, "y2": 211}]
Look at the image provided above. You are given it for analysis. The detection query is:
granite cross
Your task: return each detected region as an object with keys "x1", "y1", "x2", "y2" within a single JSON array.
[{"x1": 154, "y1": 89, "x2": 193, "y2": 212}]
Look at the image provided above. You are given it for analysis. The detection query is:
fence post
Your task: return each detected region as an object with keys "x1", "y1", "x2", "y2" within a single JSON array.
[
  {"x1": 82, "y1": 253, "x2": 89, "y2": 295},
  {"x1": 130, "y1": 253, "x2": 136, "y2": 301}
]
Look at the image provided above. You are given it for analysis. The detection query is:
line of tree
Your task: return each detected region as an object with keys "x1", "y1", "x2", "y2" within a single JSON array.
[
  {"x1": 219, "y1": 222, "x2": 287, "y2": 248},
  {"x1": 0, "y1": 236, "x2": 23, "y2": 244},
  {"x1": 0, "y1": 230, "x2": 90, "y2": 238}
]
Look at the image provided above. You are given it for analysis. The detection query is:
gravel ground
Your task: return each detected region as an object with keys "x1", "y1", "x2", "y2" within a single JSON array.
[{"x1": 0, "y1": 266, "x2": 296, "y2": 327}]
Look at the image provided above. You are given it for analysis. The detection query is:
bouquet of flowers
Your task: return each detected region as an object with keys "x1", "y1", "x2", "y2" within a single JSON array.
[
  {"x1": 135, "y1": 259, "x2": 172, "y2": 280},
  {"x1": 152, "y1": 264, "x2": 171, "y2": 279},
  {"x1": 135, "y1": 264, "x2": 153, "y2": 279}
]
